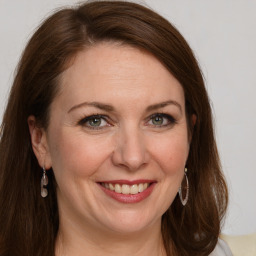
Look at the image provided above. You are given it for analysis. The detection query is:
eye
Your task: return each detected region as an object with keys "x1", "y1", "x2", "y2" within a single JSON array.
[
  {"x1": 147, "y1": 113, "x2": 176, "y2": 127},
  {"x1": 78, "y1": 115, "x2": 109, "y2": 129}
]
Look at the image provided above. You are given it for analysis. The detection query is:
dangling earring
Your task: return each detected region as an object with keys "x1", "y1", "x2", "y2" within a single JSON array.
[
  {"x1": 179, "y1": 167, "x2": 189, "y2": 206},
  {"x1": 41, "y1": 167, "x2": 48, "y2": 198}
]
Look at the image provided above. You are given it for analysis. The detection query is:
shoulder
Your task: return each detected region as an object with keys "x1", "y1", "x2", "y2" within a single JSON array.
[{"x1": 209, "y1": 238, "x2": 233, "y2": 256}]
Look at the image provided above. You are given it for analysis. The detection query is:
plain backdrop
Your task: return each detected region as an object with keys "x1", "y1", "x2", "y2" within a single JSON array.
[{"x1": 0, "y1": 0, "x2": 255, "y2": 235}]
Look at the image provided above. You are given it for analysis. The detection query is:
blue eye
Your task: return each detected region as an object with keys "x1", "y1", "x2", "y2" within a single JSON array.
[
  {"x1": 79, "y1": 115, "x2": 108, "y2": 129},
  {"x1": 148, "y1": 113, "x2": 176, "y2": 127}
]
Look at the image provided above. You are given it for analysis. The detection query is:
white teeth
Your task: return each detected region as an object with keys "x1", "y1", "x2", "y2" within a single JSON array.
[
  {"x1": 143, "y1": 183, "x2": 148, "y2": 190},
  {"x1": 138, "y1": 183, "x2": 144, "y2": 192},
  {"x1": 121, "y1": 184, "x2": 130, "y2": 194},
  {"x1": 115, "y1": 184, "x2": 122, "y2": 193},
  {"x1": 130, "y1": 184, "x2": 138, "y2": 194},
  {"x1": 102, "y1": 182, "x2": 150, "y2": 195},
  {"x1": 109, "y1": 183, "x2": 115, "y2": 191}
]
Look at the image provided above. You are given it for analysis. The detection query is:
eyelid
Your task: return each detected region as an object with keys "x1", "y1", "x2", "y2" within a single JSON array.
[
  {"x1": 77, "y1": 112, "x2": 177, "y2": 130},
  {"x1": 146, "y1": 113, "x2": 177, "y2": 127},
  {"x1": 77, "y1": 114, "x2": 112, "y2": 129}
]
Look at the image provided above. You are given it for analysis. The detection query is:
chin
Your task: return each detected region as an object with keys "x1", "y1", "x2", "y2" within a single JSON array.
[{"x1": 98, "y1": 208, "x2": 161, "y2": 235}]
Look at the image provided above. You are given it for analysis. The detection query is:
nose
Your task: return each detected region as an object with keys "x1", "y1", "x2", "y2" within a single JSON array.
[{"x1": 111, "y1": 125, "x2": 149, "y2": 171}]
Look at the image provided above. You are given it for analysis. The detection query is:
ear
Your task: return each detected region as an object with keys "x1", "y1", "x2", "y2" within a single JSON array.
[
  {"x1": 188, "y1": 114, "x2": 197, "y2": 143},
  {"x1": 28, "y1": 116, "x2": 52, "y2": 169},
  {"x1": 191, "y1": 114, "x2": 197, "y2": 127}
]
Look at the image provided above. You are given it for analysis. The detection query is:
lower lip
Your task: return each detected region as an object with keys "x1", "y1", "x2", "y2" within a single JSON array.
[{"x1": 98, "y1": 183, "x2": 156, "y2": 204}]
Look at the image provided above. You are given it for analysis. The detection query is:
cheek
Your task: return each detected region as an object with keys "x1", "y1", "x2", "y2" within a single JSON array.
[
  {"x1": 48, "y1": 129, "x2": 112, "y2": 179},
  {"x1": 149, "y1": 132, "x2": 189, "y2": 175}
]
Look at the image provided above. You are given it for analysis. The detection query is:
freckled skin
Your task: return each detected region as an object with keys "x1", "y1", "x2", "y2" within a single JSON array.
[{"x1": 34, "y1": 43, "x2": 190, "y2": 255}]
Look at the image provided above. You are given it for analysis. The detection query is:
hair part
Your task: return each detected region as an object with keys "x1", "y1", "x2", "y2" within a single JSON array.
[{"x1": 0, "y1": 1, "x2": 228, "y2": 255}]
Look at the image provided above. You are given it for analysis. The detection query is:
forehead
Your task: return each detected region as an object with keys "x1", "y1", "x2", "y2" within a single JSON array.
[{"x1": 56, "y1": 42, "x2": 185, "y2": 110}]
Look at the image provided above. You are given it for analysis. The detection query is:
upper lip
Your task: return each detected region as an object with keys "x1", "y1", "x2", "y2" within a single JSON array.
[{"x1": 98, "y1": 179, "x2": 156, "y2": 185}]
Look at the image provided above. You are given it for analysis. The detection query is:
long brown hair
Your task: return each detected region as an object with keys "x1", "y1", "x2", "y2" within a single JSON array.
[{"x1": 0, "y1": 1, "x2": 228, "y2": 255}]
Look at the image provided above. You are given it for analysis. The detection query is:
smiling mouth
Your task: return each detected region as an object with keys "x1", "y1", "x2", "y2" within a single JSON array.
[
  {"x1": 100, "y1": 182, "x2": 152, "y2": 195},
  {"x1": 98, "y1": 180, "x2": 156, "y2": 203}
]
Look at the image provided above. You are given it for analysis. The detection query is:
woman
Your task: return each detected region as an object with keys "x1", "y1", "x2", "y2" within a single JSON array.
[{"x1": 0, "y1": 1, "x2": 231, "y2": 255}]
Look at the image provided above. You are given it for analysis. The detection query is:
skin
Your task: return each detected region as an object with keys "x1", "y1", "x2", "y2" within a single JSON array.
[{"x1": 29, "y1": 42, "x2": 191, "y2": 256}]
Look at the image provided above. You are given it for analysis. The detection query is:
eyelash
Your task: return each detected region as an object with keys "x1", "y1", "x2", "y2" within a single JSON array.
[
  {"x1": 78, "y1": 114, "x2": 110, "y2": 130},
  {"x1": 147, "y1": 113, "x2": 177, "y2": 127},
  {"x1": 77, "y1": 113, "x2": 177, "y2": 130}
]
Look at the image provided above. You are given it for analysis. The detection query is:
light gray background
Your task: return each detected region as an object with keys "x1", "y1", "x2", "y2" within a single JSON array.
[{"x1": 0, "y1": 0, "x2": 255, "y2": 235}]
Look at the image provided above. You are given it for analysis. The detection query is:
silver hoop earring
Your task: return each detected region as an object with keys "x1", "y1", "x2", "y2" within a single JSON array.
[
  {"x1": 179, "y1": 167, "x2": 189, "y2": 206},
  {"x1": 41, "y1": 167, "x2": 48, "y2": 198}
]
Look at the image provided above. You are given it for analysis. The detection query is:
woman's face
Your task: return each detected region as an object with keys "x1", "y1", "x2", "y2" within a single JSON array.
[{"x1": 39, "y1": 43, "x2": 190, "y2": 234}]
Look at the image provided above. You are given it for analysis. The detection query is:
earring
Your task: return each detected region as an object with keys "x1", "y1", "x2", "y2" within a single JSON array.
[
  {"x1": 41, "y1": 167, "x2": 48, "y2": 198},
  {"x1": 179, "y1": 167, "x2": 189, "y2": 206}
]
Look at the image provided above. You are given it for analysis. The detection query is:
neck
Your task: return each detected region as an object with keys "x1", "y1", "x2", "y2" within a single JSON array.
[{"x1": 55, "y1": 217, "x2": 167, "y2": 256}]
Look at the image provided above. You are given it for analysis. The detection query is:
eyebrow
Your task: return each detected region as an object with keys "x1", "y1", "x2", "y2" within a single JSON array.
[
  {"x1": 68, "y1": 102, "x2": 114, "y2": 113},
  {"x1": 146, "y1": 100, "x2": 182, "y2": 113},
  {"x1": 68, "y1": 100, "x2": 182, "y2": 113}
]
